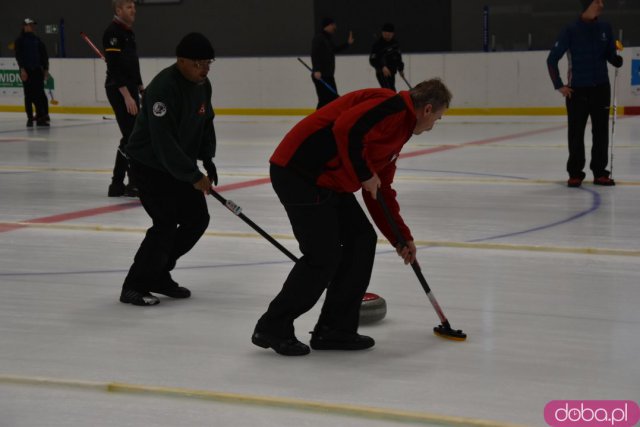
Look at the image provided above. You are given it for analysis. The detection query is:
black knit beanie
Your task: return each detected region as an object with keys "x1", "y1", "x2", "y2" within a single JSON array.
[
  {"x1": 382, "y1": 22, "x2": 395, "y2": 32},
  {"x1": 321, "y1": 17, "x2": 335, "y2": 28},
  {"x1": 176, "y1": 32, "x2": 215, "y2": 60},
  {"x1": 580, "y1": 0, "x2": 593, "y2": 11}
]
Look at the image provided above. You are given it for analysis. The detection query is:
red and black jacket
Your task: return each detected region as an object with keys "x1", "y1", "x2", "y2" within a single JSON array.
[{"x1": 270, "y1": 88, "x2": 417, "y2": 245}]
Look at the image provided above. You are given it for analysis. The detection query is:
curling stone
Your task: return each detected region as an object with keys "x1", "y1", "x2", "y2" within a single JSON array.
[{"x1": 359, "y1": 292, "x2": 387, "y2": 324}]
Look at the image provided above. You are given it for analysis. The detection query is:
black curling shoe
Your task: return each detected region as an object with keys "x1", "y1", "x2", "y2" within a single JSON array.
[
  {"x1": 120, "y1": 289, "x2": 160, "y2": 306},
  {"x1": 309, "y1": 325, "x2": 375, "y2": 351},
  {"x1": 151, "y1": 285, "x2": 191, "y2": 299},
  {"x1": 149, "y1": 274, "x2": 191, "y2": 298},
  {"x1": 251, "y1": 331, "x2": 310, "y2": 356}
]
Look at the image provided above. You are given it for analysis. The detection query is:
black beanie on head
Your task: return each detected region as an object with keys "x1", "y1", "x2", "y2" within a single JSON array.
[
  {"x1": 176, "y1": 32, "x2": 215, "y2": 60},
  {"x1": 321, "y1": 17, "x2": 335, "y2": 28},
  {"x1": 382, "y1": 22, "x2": 395, "y2": 32},
  {"x1": 580, "y1": 0, "x2": 593, "y2": 11}
]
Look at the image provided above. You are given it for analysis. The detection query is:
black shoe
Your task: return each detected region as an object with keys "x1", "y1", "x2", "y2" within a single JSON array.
[
  {"x1": 120, "y1": 289, "x2": 160, "y2": 306},
  {"x1": 149, "y1": 273, "x2": 191, "y2": 298},
  {"x1": 309, "y1": 325, "x2": 375, "y2": 351},
  {"x1": 151, "y1": 286, "x2": 191, "y2": 298},
  {"x1": 108, "y1": 182, "x2": 126, "y2": 197},
  {"x1": 26, "y1": 119, "x2": 34, "y2": 128},
  {"x1": 251, "y1": 331, "x2": 310, "y2": 356},
  {"x1": 149, "y1": 283, "x2": 191, "y2": 298},
  {"x1": 124, "y1": 184, "x2": 139, "y2": 197},
  {"x1": 36, "y1": 120, "x2": 50, "y2": 127}
]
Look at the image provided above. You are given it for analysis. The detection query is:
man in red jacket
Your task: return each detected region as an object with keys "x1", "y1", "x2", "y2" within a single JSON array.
[{"x1": 252, "y1": 78, "x2": 452, "y2": 356}]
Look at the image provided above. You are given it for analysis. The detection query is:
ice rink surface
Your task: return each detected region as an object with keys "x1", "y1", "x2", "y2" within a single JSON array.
[{"x1": 1, "y1": 112, "x2": 639, "y2": 426}]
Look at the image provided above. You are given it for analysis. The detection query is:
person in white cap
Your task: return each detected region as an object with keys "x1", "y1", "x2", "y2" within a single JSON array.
[{"x1": 14, "y1": 18, "x2": 50, "y2": 127}]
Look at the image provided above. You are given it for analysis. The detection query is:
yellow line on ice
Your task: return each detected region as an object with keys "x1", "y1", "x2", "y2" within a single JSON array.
[
  {"x1": 3, "y1": 166, "x2": 638, "y2": 186},
  {"x1": 0, "y1": 375, "x2": 528, "y2": 427},
  {"x1": 4, "y1": 222, "x2": 639, "y2": 257},
  {"x1": 0, "y1": 165, "x2": 270, "y2": 177}
]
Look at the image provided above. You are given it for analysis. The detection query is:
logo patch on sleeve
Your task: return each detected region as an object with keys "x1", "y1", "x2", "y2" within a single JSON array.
[{"x1": 152, "y1": 102, "x2": 167, "y2": 117}]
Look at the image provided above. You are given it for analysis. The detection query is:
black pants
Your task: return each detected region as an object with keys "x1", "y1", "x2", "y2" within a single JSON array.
[
  {"x1": 375, "y1": 71, "x2": 396, "y2": 92},
  {"x1": 255, "y1": 164, "x2": 377, "y2": 338},
  {"x1": 106, "y1": 85, "x2": 139, "y2": 185},
  {"x1": 312, "y1": 75, "x2": 339, "y2": 109},
  {"x1": 123, "y1": 161, "x2": 210, "y2": 292},
  {"x1": 566, "y1": 84, "x2": 611, "y2": 179},
  {"x1": 22, "y1": 67, "x2": 48, "y2": 122}
]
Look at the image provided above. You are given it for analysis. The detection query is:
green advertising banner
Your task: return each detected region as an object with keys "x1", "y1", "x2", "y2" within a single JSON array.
[{"x1": 0, "y1": 58, "x2": 55, "y2": 96}]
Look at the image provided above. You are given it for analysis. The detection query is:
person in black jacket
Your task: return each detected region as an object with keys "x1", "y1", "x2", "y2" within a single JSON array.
[
  {"x1": 310, "y1": 17, "x2": 354, "y2": 109},
  {"x1": 547, "y1": 0, "x2": 623, "y2": 187},
  {"x1": 369, "y1": 23, "x2": 405, "y2": 92},
  {"x1": 14, "y1": 18, "x2": 50, "y2": 127},
  {"x1": 120, "y1": 33, "x2": 217, "y2": 306},
  {"x1": 103, "y1": 0, "x2": 144, "y2": 197}
]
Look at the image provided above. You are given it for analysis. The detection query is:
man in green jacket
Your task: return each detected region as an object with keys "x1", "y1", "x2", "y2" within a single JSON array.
[{"x1": 120, "y1": 32, "x2": 218, "y2": 306}]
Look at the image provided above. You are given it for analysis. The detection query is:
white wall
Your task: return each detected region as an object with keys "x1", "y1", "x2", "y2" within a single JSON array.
[{"x1": 1, "y1": 50, "x2": 637, "y2": 111}]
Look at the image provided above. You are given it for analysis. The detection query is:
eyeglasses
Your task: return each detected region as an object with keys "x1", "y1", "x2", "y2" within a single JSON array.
[{"x1": 193, "y1": 59, "x2": 213, "y2": 69}]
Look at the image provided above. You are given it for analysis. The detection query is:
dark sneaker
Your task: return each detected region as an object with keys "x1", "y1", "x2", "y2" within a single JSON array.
[
  {"x1": 120, "y1": 289, "x2": 160, "y2": 306},
  {"x1": 36, "y1": 120, "x2": 50, "y2": 127},
  {"x1": 149, "y1": 273, "x2": 191, "y2": 298},
  {"x1": 567, "y1": 176, "x2": 583, "y2": 188},
  {"x1": 124, "y1": 184, "x2": 139, "y2": 198},
  {"x1": 26, "y1": 119, "x2": 34, "y2": 128},
  {"x1": 594, "y1": 176, "x2": 616, "y2": 186},
  {"x1": 108, "y1": 182, "x2": 126, "y2": 197},
  {"x1": 251, "y1": 331, "x2": 310, "y2": 356},
  {"x1": 150, "y1": 285, "x2": 191, "y2": 299},
  {"x1": 309, "y1": 325, "x2": 375, "y2": 351}
]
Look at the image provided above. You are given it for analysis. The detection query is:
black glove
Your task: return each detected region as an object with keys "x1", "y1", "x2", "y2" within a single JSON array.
[{"x1": 203, "y1": 159, "x2": 218, "y2": 186}]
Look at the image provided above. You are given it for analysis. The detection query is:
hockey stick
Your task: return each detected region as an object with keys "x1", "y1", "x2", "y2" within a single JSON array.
[
  {"x1": 209, "y1": 189, "x2": 297, "y2": 262},
  {"x1": 399, "y1": 73, "x2": 412, "y2": 89},
  {"x1": 610, "y1": 68, "x2": 618, "y2": 178},
  {"x1": 376, "y1": 190, "x2": 466, "y2": 341},
  {"x1": 210, "y1": 187, "x2": 387, "y2": 321},
  {"x1": 610, "y1": 39, "x2": 623, "y2": 179},
  {"x1": 80, "y1": 32, "x2": 105, "y2": 60},
  {"x1": 297, "y1": 57, "x2": 338, "y2": 95},
  {"x1": 45, "y1": 74, "x2": 59, "y2": 105},
  {"x1": 48, "y1": 89, "x2": 59, "y2": 105}
]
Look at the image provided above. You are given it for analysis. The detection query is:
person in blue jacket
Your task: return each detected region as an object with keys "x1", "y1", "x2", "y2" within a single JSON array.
[{"x1": 547, "y1": 0, "x2": 623, "y2": 187}]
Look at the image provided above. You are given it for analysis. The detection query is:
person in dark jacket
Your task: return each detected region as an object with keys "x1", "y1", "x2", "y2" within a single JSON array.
[
  {"x1": 252, "y1": 78, "x2": 452, "y2": 356},
  {"x1": 14, "y1": 18, "x2": 50, "y2": 127},
  {"x1": 369, "y1": 23, "x2": 405, "y2": 92},
  {"x1": 310, "y1": 17, "x2": 354, "y2": 109},
  {"x1": 103, "y1": 0, "x2": 144, "y2": 197},
  {"x1": 119, "y1": 33, "x2": 218, "y2": 306},
  {"x1": 547, "y1": 0, "x2": 623, "y2": 187}
]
